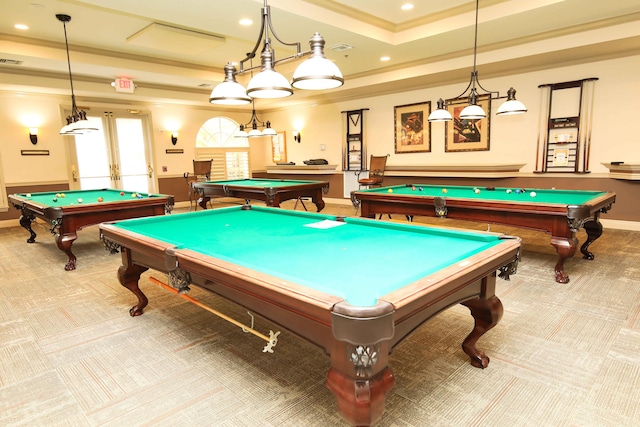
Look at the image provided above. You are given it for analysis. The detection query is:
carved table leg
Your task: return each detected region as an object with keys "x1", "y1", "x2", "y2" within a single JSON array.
[
  {"x1": 460, "y1": 294, "x2": 504, "y2": 369},
  {"x1": 19, "y1": 213, "x2": 37, "y2": 243},
  {"x1": 312, "y1": 196, "x2": 325, "y2": 212},
  {"x1": 55, "y1": 232, "x2": 78, "y2": 271},
  {"x1": 116, "y1": 250, "x2": 149, "y2": 316},
  {"x1": 550, "y1": 235, "x2": 578, "y2": 283},
  {"x1": 580, "y1": 218, "x2": 603, "y2": 260}
]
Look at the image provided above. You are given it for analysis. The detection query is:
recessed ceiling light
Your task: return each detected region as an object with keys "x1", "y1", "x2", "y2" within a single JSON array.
[
  {"x1": 401, "y1": 3, "x2": 414, "y2": 11},
  {"x1": 15, "y1": 24, "x2": 29, "y2": 30},
  {"x1": 380, "y1": 56, "x2": 390, "y2": 61},
  {"x1": 239, "y1": 18, "x2": 252, "y2": 26}
]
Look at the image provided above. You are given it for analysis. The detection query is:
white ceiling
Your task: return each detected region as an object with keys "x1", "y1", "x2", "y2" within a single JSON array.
[{"x1": 1, "y1": 0, "x2": 640, "y2": 110}]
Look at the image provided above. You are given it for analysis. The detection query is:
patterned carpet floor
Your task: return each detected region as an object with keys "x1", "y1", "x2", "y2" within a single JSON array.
[{"x1": 1, "y1": 200, "x2": 639, "y2": 426}]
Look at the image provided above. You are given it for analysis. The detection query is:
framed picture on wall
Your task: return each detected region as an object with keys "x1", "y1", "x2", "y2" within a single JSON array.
[
  {"x1": 271, "y1": 132, "x2": 287, "y2": 163},
  {"x1": 394, "y1": 101, "x2": 431, "y2": 153},
  {"x1": 445, "y1": 95, "x2": 491, "y2": 152}
]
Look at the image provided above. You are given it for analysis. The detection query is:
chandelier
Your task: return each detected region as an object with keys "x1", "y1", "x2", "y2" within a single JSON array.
[
  {"x1": 56, "y1": 14, "x2": 98, "y2": 134},
  {"x1": 428, "y1": 0, "x2": 527, "y2": 122},
  {"x1": 209, "y1": 0, "x2": 344, "y2": 105}
]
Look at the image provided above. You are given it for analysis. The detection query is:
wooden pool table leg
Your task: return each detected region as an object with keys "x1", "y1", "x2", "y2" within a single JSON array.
[
  {"x1": 18, "y1": 211, "x2": 37, "y2": 243},
  {"x1": 326, "y1": 341, "x2": 394, "y2": 426},
  {"x1": 580, "y1": 217, "x2": 603, "y2": 260},
  {"x1": 117, "y1": 250, "x2": 149, "y2": 316},
  {"x1": 550, "y1": 235, "x2": 578, "y2": 283},
  {"x1": 312, "y1": 195, "x2": 325, "y2": 212},
  {"x1": 461, "y1": 292, "x2": 504, "y2": 369},
  {"x1": 55, "y1": 232, "x2": 78, "y2": 271}
]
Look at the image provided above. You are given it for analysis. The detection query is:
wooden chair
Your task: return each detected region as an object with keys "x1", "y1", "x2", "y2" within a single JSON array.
[
  {"x1": 184, "y1": 159, "x2": 212, "y2": 210},
  {"x1": 358, "y1": 155, "x2": 388, "y2": 189}
]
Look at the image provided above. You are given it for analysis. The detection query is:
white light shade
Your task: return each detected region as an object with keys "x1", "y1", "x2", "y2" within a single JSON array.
[
  {"x1": 428, "y1": 108, "x2": 453, "y2": 122},
  {"x1": 210, "y1": 63, "x2": 251, "y2": 105},
  {"x1": 246, "y1": 69, "x2": 293, "y2": 99},
  {"x1": 262, "y1": 127, "x2": 276, "y2": 136},
  {"x1": 497, "y1": 99, "x2": 527, "y2": 115},
  {"x1": 292, "y1": 56, "x2": 344, "y2": 90},
  {"x1": 209, "y1": 80, "x2": 251, "y2": 105},
  {"x1": 248, "y1": 127, "x2": 263, "y2": 137},
  {"x1": 459, "y1": 104, "x2": 486, "y2": 120}
]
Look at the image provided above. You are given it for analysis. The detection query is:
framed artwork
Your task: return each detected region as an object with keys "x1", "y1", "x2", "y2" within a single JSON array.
[
  {"x1": 271, "y1": 131, "x2": 287, "y2": 163},
  {"x1": 394, "y1": 101, "x2": 431, "y2": 153},
  {"x1": 445, "y1": 95, "x2": 491, "y2": 152}
]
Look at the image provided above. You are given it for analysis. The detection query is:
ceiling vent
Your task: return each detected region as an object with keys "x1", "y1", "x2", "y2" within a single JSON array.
[
  {"x1": 328, "y1": 43, "x2": 354, "y2": 52},
  {"x1": 0, "y1": 58, "x2": 24, "y2": 65},
  {"x1": 127, "y1": 23, "x2": 225, "y2": 55}
]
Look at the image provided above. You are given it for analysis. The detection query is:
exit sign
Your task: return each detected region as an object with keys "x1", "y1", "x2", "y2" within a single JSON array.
[{"x1": 113, "y1": 77, "x2": 135, "y2": 93}]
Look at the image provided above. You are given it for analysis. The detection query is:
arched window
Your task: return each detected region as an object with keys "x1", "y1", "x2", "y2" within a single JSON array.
[{"x1": 195, "y1": 117, "x2": 250, "y2": 179}]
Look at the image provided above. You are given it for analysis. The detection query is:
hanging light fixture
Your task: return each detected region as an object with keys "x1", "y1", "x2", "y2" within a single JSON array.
[
  {"x1": 56, "y1": 14, "x2": 98, "y2": 134},
  {"x1": 235, "y1": 101, "x2": 276, "y2": 138},
  {"x1": 428, "y1": 0, "x2": 527, "y2": 122},
  {"x1": 209, "y1": 0, "x2": 343, "y2": 105}
]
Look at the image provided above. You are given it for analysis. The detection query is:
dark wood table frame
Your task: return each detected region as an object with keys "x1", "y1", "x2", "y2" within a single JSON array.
[
  {"x1": 353, "y1": 188, "x2": 615, "y2": 283},
  {"x1": 99, "y1": 212, "x2": 520, "y2": 426},
  {"x1": 9, "y1": 193, "x2": 174, "y2": 271},
  {"x1": 192, "y1": 180, "x2": 329, "y2": 211}
]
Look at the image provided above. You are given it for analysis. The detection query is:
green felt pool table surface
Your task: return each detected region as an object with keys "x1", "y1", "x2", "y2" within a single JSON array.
[
  {"x1": 358, "y1": 184, "x2": 608, "y2": 205},
  {"x1": 110, "y1": 206, "x2": 509, "y2": 307},
  {"x1": 192, "y1": 178, "x2": 329, "y2": 211},
  {"x1": 12, "y1": 188, "x2": 167, "y2": 207},
  {"x1": 99, "y1": 205, "x2": 521, "y2": 426},
  {"x1": 9, "y1": 188, "x2": 174, "y2": 271},
  {"x1": 353, "y1": 184, "x2": 616, "y2": 284}
]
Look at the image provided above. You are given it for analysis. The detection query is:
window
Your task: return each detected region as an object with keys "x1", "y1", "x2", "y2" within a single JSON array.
[{"x1": 195, "y1": 117, "x2": 250, "y2": 179}]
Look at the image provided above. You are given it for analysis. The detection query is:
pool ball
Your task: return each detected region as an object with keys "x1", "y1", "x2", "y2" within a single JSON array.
[
  {"x1": 26, "y1": 193, "x2": 31, "y2": 198},
  {"x1": 530, "y1": 191, "x2": 537, "y2": 197},
  {"x1": 441, "y1": 188, "x2": 448, "y2": 194},
  {"x1": 120, "y1": 191, "x2": 125, "y2": 196},
  {"x1": 506, "y1": 189, "x2": 512, "y2": 194},
  {"x1": 77, "y1": 198, "x2": 83, "y2": 203},
  {"x1": 486, "y1": 187, "x2": 496, "y2": 191},
  {"x1": 52, "y1": 197, "x2": 58, "y2": 202},
  {"x1": 515, "y1": 189, "x2": 522, "y2": 194},
  {"x1": 56, "y1": 193, "x2": 61, "y2": 198},
  {"x1": 387, "y1": 188, "x2": 393, "y2": 193},
  {"x1": 418, "y1": 187, "x2": 423, "y2": 191},
  {"x1": 474, "y1": 188, "x2": 480, "y2": 194},
  {"x1": 60, "y1": 193, "x2": 65, "y2": 198},
  {"x1": 97, "y1": 197, "x2": 104, "y2": 202},
  {"x1": 411, "y1": 186, "x2": 416, "y2": 191},
  {"x1": 132, "y1": 193, "x2": 138, "y2": 198}
]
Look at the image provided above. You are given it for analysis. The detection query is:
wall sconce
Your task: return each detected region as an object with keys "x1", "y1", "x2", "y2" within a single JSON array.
[
  {"x1": 293, "y1": 130, "x2": 301, "y2": 143},
  {"x1": 171, "y1": 131, "x2": 178, "y2": 145},
  {"x1": 29, "y1": 127, "x2": 38, "y2": 145}
]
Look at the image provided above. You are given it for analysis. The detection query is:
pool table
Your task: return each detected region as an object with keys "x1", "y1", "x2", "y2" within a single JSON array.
[
  {"x1": 99, "y1": 205, "x2": 520, "y2": 426},
  {"x1": 9, "y1": 189, "x2": 174, "y2": 271},
  {"x1": 191, "y1": 178, "x2": 329, "y2": 211},
  {"x1": 352, "y1": 184, "x2": 616, "y2": 283}
]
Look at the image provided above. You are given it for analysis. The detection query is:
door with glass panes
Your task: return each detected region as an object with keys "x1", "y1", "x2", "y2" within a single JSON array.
[{"x1": 67, "y1": 110, "x2": 154, "y2": 193}]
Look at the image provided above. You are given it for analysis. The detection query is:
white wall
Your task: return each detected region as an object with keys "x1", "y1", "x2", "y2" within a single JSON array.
[
  {"x1": 2, "y1": 54, "x2": 639, "y2": 190},
  {"x1": 260, "y1": 55, "x2": 640, "y2": 174}
]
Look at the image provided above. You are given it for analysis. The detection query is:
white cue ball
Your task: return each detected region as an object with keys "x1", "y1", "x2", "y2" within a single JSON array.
[
  {"x1": 530, "y1": 192, "x2": 536, "y2": 197},
  {"x1": 77, "y1": 198, "x2": 83, "y2": 203}
]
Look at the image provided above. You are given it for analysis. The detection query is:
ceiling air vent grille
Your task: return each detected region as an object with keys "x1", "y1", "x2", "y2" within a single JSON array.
[
  {"x1": 0, "y1": 58, "x2": 24, "y2": 65},
  {"x1": 328, "y1": 43, "x2": 354, "y2": 52}
]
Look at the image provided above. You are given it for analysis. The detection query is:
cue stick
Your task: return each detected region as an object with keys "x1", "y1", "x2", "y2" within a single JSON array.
[{"x1": 149, "y1": 276, "x2": 280, "y2": 353}]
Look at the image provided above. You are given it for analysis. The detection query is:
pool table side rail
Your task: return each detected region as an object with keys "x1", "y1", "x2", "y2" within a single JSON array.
[
  {"x1": 99, "y1": 221, "x2": 521, "y2": 355},
  {"x1": 354, "y1": 190, "x2": 616, "y2": 216},
  {"x1": 9, "y1": 193, "x2": 175, "y2": 220}
]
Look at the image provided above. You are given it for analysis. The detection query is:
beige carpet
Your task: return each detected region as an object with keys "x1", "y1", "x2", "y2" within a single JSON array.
[{"x1": 1, "y1": 200, "x2": 639, "y2": 426}]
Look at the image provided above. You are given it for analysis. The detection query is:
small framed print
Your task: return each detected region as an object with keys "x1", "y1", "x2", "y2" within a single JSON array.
[
  {"x1": 394, "y1": 101, "x2": 431, "y2": 154},
  {"x1": 445, "y1": 95, "x2": 491, "y2": 152}
]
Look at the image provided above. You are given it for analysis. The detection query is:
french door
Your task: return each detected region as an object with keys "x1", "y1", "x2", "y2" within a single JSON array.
[{"x1": 68, "y1": 110, "x2": 154, "y2": 193}]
